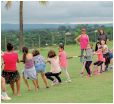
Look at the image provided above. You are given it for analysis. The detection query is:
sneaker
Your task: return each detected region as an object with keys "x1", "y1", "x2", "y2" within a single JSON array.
[
  {"x1": 96, "y1": 71, "x2": 100, "y2": 75},
  {"x1": 86, "y1": 74, "x2": 91, "y2": 77},
  {"x1": 51, "y1": 79, "x2": 56, "y2": 86},
  {"x1": 66, "y1": 79, "x2": 71, "y2": 83},
  {"x1": 100, "y1": 70, "x2": 104, "y2": 73},
  {"x1": 105, "y1": 68, "x2": 108, "y2": 72},
  {"x1": 58, "y1": 81, "x2": 63, "y2": 84},
  {"x1": 80, "y1": 72, "x2": 83, "y2": 76},
  {"x1": 1, "y1": 95, "x2": 11, "y2": 100},
  {"x1": 94, "y1": 70, "x2": 97, "y2": 74},
  {"x1": 110, "y1": 67, "x2": 113, "y2": 70}
]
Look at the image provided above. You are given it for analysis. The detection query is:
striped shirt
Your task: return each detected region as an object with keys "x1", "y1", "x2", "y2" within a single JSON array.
[{"x1": 24, "y1": 59, "x2": 34, "y2": 69}]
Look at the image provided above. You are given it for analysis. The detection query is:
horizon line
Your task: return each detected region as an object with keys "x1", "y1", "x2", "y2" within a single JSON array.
[{"x1": 1, "y1": 21, "x2": 113, "y2": 25}]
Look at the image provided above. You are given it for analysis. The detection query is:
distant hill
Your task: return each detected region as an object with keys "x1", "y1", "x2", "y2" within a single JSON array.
[{"x1": 1, "y1": 23, "x2": 113, "y2": 30}]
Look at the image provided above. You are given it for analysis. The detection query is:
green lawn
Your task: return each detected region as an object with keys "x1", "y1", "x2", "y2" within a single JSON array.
[{"x1": 1, "y1": 42, "x2": 113, "y2": 103}]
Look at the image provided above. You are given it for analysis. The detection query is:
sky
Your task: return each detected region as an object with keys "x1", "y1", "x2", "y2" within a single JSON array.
[{"x1": 1, "y1": 1, "x2": 113, "y2": 24}]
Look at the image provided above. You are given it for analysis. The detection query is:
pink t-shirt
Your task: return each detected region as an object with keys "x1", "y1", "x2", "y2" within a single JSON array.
[
  {"x1": 96, "y1": 51, "x2": 104, "y2": 61},
  {"x1": 80, "y1": 35, "x2": 88, "y2": 49},
  {"x1": 3, "y1": 52, "x2": 18, "y2": 71},
  {"x1": 59, "y1": 51, "x2": 68, "y2": 67}
]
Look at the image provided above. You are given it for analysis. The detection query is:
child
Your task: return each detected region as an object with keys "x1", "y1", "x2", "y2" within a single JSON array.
[
  {"x1": 21, "y1": 46, "x2": 38, "y2": 91},
  {"x1": 45, "y1": 50, "x2": 63, "y2": 86},
  {"x1": 80, "y1": 43, "x2": 95, "y2": 76},
  {"x1": 94, "y1": 46, "x2": 105, "y2": 75},
  {"x1": 58, "y1": 45, "x2": 71, "y2": 82},
  {"x1": 2, "y1": 43, "x2": 21, "y2": 96},
  {"x1": 32, "y1": 50, "x2": 49, "y2": 89},
  {"x1": 100, "y1": 39, "x2": 110, "y2": 72},
  {"x1": 84, "y1": 43, "x2": 93, "y2": 77},
  {"x1": 95, "y1": 42, "x2": 100, "y2": 52}
]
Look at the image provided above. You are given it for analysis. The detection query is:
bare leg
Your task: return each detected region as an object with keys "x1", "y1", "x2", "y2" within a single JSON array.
[
  {"x1": 81, "y1": 61, "x2": 86, "y2": 72},
  {"x1": 1, "y1": 77, "x2": 6, "y2": 92},
  {"x1": 32, "y1": 80, "x2": 38, "y2": 91},
  {"x1": 94, "y1": 65, "x2": 98, "y2": 71},
  {"x1": 111, "y1": 58, "x2": 113, "y2": 66},
  {"x1": 102, "y1": 63, "x2": 105, "y2": 71},
  {"x1": 41, "y1": 73, "x2": 49, "y2": 87},
  {"x1": 22, "y1": 75, "x2": 31, "y2": 90},
  {"x1": 36, "y1": 74, "x2": 39, "y2": 87},
  {"x1": 10, "y1": 83, "x2": 15, "y2": 94},
  {"x1": 98, "y1": 66, "x2": 101, "y2": 72},
  {"x1": 16, "y1": 79, "x2": 21, "y2": 96}
]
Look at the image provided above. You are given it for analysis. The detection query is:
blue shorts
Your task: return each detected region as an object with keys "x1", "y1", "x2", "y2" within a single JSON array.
[
  {"x1": 35, "y1": 63, "x2": 46, "y2": 74},
  {"x1": 110, "y1": 54, "x2": 113, "y2": 59},
  {"x1": 84, "y1": 58, "x2": 87, "y2": 62}
]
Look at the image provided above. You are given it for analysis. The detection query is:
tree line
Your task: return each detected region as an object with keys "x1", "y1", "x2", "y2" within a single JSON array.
[{"x1": 1, "y1": 24, "x2": 113, "y2": 51}]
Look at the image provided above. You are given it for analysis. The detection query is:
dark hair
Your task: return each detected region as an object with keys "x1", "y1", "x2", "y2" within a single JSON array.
[
  {"x1": 95, "y1": 42, "x2": 100, "y2": 51},
  {"x1": 90, "y1": 43, "x2": 93, "y2": 49},
  {"x1": 48, "y1": 50, "x2": 56, "y2": 58},
  {"x1": 99, "y1": 46, "x2": 103, "y2": 49},
  {"x1": 32, "y1": 50, "x2": 40, "y2": 57},
  {"x1": 59, "y1": 44, "x2": 64, "y2": 50},
  {"x1": 22, "y1": 46, "x2": 29, "y2": 61},
  {"x1": 99, "y1": 28, "x2": 105, "y2": 35},
  {"x1": 100, "y1": 39, "x2": 106, "y2": 44},
  {"x1": 86, "y1": 43, "x2": 91, "y2": 46},
  {"x1": 7, "y1": 42, "x2": 14, "y2": 51}
]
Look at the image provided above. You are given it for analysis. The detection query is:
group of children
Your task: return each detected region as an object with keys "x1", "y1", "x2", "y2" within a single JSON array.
[
  {"x1": 80, "y1": 38, "x2": 113, "y2": 77},
  {"x1": 1, "y1": 39, "x2": 113, "y2": 100}
]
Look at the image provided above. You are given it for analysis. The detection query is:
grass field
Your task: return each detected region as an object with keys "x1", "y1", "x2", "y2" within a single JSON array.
[{"x1": 1, "y1": 42, "x2": 113, "y2": 103}]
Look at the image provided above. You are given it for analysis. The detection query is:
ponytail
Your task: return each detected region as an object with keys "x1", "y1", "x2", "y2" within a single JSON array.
[{"x1": 22, "y1": 46, "x2": 29, "y2": 62}]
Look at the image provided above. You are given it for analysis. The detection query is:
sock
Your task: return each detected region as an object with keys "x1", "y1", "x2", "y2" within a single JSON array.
[
  {"x1": 81, "y1": 72, "x2": 83, "y2": 74},
  {"x1": 2, "y1": 92, "x2": 7, "y2": 97}
]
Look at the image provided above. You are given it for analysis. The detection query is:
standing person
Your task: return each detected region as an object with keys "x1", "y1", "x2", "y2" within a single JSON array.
[
  {"x1": 58, "y1": 45, "x2": 71, "y2": 82},
  {"x1": 45, "y1": 50, "x2": 63, "y2": 86},
  {"x1": 2, "y1": 42, "x2": 21, "y2": 96},
  {"x1": 84, "y1": 43, "x2": 93, "y2": 77},
  {"x1": 75, "y1": 28, "x2": 89, "y2": 63},
  {"x1": 32, "y1": 50, "x2": 49, "y2": 89},
  {"x1": 21, "y1": 46, "x2": 38, "y2": 91},
  {"x1": 95, "y1": 28, "x2": 109, "y2": 51}
]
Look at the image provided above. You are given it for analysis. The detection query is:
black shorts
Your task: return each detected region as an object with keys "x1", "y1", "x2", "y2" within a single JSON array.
[{"x1": 94, "y1": 61, "x2": 103, "y2": 66}]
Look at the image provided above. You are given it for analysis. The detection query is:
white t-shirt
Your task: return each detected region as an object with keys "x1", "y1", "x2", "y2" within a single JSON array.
[
  {"x1": 98, "y1": 44, "x2": 109, "y2": 54},
  {"x1": 48, "y1": 56, "x2": 61, "y2": 73}
]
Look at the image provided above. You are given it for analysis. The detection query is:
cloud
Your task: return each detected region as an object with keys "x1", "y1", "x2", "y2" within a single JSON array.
[{"x1": 1, "y1": 1, "x2": 113, "y2": 24}]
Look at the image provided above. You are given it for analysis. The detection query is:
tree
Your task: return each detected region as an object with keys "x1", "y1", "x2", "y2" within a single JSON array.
[{"x1": 5, "y1": 1, "x2": 48, "y2": 51}]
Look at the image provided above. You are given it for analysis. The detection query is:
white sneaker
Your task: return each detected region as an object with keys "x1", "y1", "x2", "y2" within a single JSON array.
[
  {"x1": 1, "y1": 95, "x2": 11, "y2": 100},
  {"x1": 66, "y1": 79, "x2": 71, "y2": 83}
]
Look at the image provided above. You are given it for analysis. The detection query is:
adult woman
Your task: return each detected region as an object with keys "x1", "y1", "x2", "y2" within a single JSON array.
[
  {"x1": 2, "y1": 42, "x2": 21, "y2": 96},
  {"x1": 95, "y1": 28, "x2": 109, "y2": 51},
  {"x1": 75, "y1": 28, "x2": 89, "y2": 63}
]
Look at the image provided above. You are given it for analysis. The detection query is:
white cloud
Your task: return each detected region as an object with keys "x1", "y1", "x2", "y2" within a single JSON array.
[{"x1": 1, "y1": 1, "x2": 113, "y2": 24}]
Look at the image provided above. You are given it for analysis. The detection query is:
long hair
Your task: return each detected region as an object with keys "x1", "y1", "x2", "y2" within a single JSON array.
[
  {"x1": 95, "y1": 42, "x2": 100, "y2": 51},
  {"x1": 99, "y1": 28, "x2": 105, "y2": 35},
  {"x1": 59, "y1": 44, "x2": 64, "y2": 50},
  {"x1": 22, "y1": 46, "x2": 28, "y2": 62}
]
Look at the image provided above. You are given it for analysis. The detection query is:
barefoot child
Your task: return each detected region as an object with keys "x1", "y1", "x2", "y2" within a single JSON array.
[
  {"x1": 2, "y1": 43, "x2": 21, "y2": 96},
  {"x1": 45, "y1": 50, "x2": 63, "y2": 86},
  {"x1": 84, "y1": 43, "x2": 93, "y2": 77},
  {"x1": 94, "y1": 46, "x2": 105, "y2": 75},
  {"x1": 32, "y1": 50, "x2": 49, "y2": 89},
  {"x1": 58, "y1": 45, "x2": 71, "y2": 82},
  {"x1": 21, "y1": 46, "x2": 38, "y2": 91}
]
